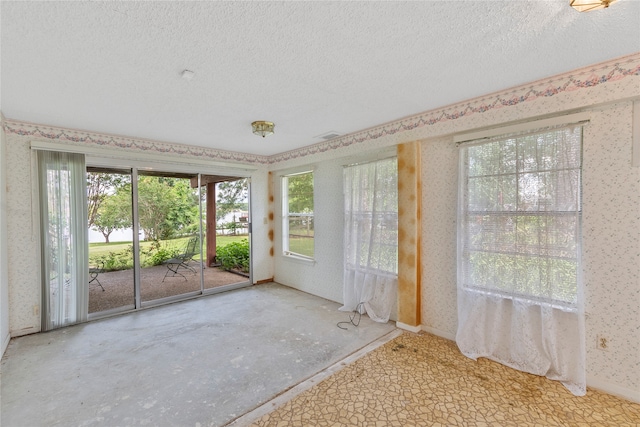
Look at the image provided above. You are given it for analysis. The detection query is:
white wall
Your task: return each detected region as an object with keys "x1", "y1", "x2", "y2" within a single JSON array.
[
  {"x1": 0, "y1": 119, "x2": 10, "y2": 355},
  {"x1": 271, "y1": 147, "x2": 397, "y2": 304},
  {"x1": 272, "y1": 159, "x2": 346, "y2": 303},
  {"x1": 248, "y1": 168, "x2": 272, "y2": 283}
]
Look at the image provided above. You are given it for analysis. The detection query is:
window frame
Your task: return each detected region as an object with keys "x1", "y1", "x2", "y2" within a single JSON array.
[{"x1": 282, "y1": 170, "x2": 314, "y2": 260}]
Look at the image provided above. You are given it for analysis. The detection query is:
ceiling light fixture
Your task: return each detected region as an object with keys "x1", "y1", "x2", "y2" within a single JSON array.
[
  {"x1": 570, "y1": 0, "x2": 617, "y2": 12},
  {"x1": 251, "y1": 121, "x2": 275, "y2": 138}
]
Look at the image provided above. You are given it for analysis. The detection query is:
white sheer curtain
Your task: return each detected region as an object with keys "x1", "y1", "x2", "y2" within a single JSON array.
[
  {"x1": 38, "y1": 150, "x2": 88, "y2": 330},
  {"x1": 456, "y1": 125, "x2": 585, "y2": 395},
  {"x1": 341, "y1": 157, "x2": 398, "y2": 323}
]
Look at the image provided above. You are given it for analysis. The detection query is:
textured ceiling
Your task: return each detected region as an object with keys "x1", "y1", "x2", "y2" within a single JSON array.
[{"x1": 1, "y1": 1, "x2": 639, "y2": 156}]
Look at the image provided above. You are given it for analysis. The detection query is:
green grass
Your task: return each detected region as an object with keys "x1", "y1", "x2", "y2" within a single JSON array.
[
  {"x1": 89, "y1": 234, "x2": 248, "y2": 260},
  {"x1": 288, "y1": 236, "x2": 314, "y2": 258}
]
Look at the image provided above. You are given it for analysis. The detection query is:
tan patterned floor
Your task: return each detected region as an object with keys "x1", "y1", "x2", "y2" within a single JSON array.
[{"x1": 250, "y1": 332, "x2": 640, "y2": 427}]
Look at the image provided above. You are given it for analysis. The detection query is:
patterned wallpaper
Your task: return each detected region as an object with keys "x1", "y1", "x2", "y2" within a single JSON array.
[
  {"x1": 581, "y1": 102, "x2": 640, "y2": 395},
  {"x1": 4, "y1": 134, "x2": 41, "y2": 335},
  {"x1": 420, "y1": 136, "x2": 459, "y2": 340},
  {"x1": 2, "y1": 121, "x2": 269, "y2": 165},
  {"x1": 419, "y1": 103, "x2": 640, "y2": 399}
]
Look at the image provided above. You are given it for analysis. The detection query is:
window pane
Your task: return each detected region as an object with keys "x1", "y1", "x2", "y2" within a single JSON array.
[
  {"x1": 288, "y1": 216, "x2": 314, "y2": 257},
  {"x1": 459, "y1": 125, "x2": 582, "y2": 307},
  {"x1": 287, "y1": 173, "x2": 313, "y2": 214},
  {"x1": 284, "y1": 172, "x2": 314, "y2": 258}
]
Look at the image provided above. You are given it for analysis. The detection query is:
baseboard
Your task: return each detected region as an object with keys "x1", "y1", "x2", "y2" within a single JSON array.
[
  {"x1": 396, "y1": 322, "x2": 422, "y2": 333},
  {"x1": 421, "y1": 325, "x2": 456, "y2": 342},
  {"x1": 1, "y1": 331, "x2": 10, "y2": 356},
  {"x1": 254, "y1": 278, "x2": 274, "y2": 285},
  {"x1": 10, "y1": 325, "x2": 38, "y2": 338},
  {"x1": 587, "y1": 375, "x2": 640, "y2": 403}
]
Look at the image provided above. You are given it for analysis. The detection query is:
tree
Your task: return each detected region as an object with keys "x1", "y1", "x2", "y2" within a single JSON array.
[
  {"x1": 287, "y1": 172, "x2": 313, "y2": 214},
  {"x1": 215, "y1": 178, "x2": 248, "y2": 221},
  {"x1": 137, "y1": 176, "x2": 199, "y2": 241},
  {"x1": 87, "y1": 174, "x2": 200, "y2": 243},
  {"x1": 92, "y1": 191, "x2": 131, "y2": 243},
  {"x1": 87, "y1": 172, "x2": 128, "y2": 230}
]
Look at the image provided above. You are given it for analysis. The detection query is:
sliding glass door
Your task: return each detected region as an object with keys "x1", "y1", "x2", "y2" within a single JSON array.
[
  {"x1": 85, "y1": 165, "x2": 252, "y2": 319},
  {"x1": 137, "y1": 172, "x2": 203, "y2": 305},
  {"x1": 87, "y1": 168, "x2": 135, "y2": 315},
  {"x1": 202, "y1": 178, "x2": 251, "y2": 291}
]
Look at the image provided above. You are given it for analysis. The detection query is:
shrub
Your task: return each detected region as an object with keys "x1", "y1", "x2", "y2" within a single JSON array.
[
  {"x1": 142, "y1": 240, "x2": 179, "y2": 267},
  {"x1": 91, "y1": 241, "x2": 181, "y2": 271},
  {"x1": 91, "y1": 246, "x2": 134, "y2": 271},
  {"x1": 216, "y1": 239, "x2": 249, "y2": 273}
]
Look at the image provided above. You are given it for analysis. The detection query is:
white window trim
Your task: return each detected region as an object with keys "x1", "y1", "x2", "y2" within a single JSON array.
[
  {"x1": 30, "y1": 140, "x2": 257, "y2": 176},
  {"x1": 281, "y1": 170, "x2": 314, "y2": 260},
  {"x1": 453, "y1": 112, "x2": 590, "y2": 144}
]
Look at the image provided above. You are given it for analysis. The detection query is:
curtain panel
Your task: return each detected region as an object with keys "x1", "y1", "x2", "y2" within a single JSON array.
[
  {"x1": 341, "y1": 158, "x2": 398, "y2": 323},
  {"x1": 38, "y1": 150, "x2": 88, "y2": 330},
  {"x1": 456, "y1": 124, "x2": 586, "y2": 395}
]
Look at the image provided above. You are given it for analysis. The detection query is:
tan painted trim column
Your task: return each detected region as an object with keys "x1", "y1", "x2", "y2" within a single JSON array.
[
  {"x1": 397, "y1": 141, "x2": 422, "y2": 332},
  {"x1": 268, "y1": 171, "x2": 275, "y2": 258}
]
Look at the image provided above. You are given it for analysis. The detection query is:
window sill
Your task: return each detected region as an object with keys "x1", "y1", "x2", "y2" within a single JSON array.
[{"x1": 282, "y1": 252, "x2": 316, "y2": 266}]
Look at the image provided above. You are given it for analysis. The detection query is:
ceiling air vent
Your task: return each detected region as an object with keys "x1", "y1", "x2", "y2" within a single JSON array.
[{"x1": 315, "y1": 131, "x2": 341, "y2": 141}]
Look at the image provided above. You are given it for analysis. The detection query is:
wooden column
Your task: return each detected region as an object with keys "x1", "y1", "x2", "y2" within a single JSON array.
[
  {"x1": 397, "y1": 141, "x2": 422, "y2": 332},
  {"x1": 206, "y1": 182, "x2": 217, "y2": 267}
]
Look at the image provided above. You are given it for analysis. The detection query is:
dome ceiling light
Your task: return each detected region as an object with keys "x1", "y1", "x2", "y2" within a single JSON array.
[
  {"x1": 251, "y1": 121, "x2": 275, "y2": 138},
  {"x1": 570, "y1": 0, "x2": 617, "y2": 12}
]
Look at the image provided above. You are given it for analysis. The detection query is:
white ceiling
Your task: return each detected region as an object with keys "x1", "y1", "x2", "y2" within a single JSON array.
[{"x1": 1, "y1": 1, "x2": 639, "y2": 156}]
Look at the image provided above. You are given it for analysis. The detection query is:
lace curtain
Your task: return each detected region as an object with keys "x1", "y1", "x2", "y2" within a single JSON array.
[
  {"x1": 340, "y1": 157, "x2": 398, "y2": 323},
  {"x1": 456, "y1": 125, "x2": 585, "y2": 395},
  {"x1": 38, "y1": 150, "x2": 88, "y2": 330}
]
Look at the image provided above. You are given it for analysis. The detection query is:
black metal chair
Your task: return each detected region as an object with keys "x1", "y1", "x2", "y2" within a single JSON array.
[
  {"x1": 162, "y1": 237, "x2": 200, "y2": 281},
  {"x1": 89, "y1": 262, "x2": 105, "y2": 291}
]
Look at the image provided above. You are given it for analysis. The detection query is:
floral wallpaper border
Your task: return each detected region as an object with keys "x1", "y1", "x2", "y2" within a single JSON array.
[
  {"x1": 3, "y1": 53, "x2": 639, "y2": 166},
  {"x1": 1, "y1": 121, "x2": 270, "y2": 165}
]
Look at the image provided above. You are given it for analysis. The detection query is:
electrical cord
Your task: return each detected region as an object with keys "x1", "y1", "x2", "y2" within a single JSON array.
[{"x1": 337, "y1": 302, "x2": 364, "y2": 330}]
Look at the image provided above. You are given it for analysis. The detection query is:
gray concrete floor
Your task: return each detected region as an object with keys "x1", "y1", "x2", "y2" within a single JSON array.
[{"x1": 1, "y1": 283, "x2": 396, "y2": 427}]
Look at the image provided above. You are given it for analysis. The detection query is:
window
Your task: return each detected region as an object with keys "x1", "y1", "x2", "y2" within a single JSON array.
[
  {"x1": 341, "y1": 158, "x2": 398, "y2": 322},
  {"x1": 344, "y1": 158, "x2": 398, "y2": 276},
  {"x1": 282, "y1": 171, "x2": 314, "y2": 258},
  {"x1": 458, "y1": 125, "x2": 582, "y2": 308}
]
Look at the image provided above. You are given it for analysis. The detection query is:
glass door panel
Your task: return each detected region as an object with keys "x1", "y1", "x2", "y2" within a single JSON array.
[
  {"x1": 202, "y1": 177, "x2": 250, "y2": 291},
  {"x1": 87, "y1": 169, "x2": 135, "y2": 315},
  {"x1": 137, "y1": 172, "x2": 202, "y2": 304}
]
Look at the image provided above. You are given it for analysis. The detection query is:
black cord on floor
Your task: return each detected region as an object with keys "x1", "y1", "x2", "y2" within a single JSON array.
[{"x1": 337, "y1": 302, "x2": 364, "y2": 330}]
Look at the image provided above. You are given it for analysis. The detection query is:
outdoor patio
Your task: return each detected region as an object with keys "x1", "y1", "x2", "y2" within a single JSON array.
[{"x1": 89, "y1": 264, "x2": 247, "y2": 313}]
